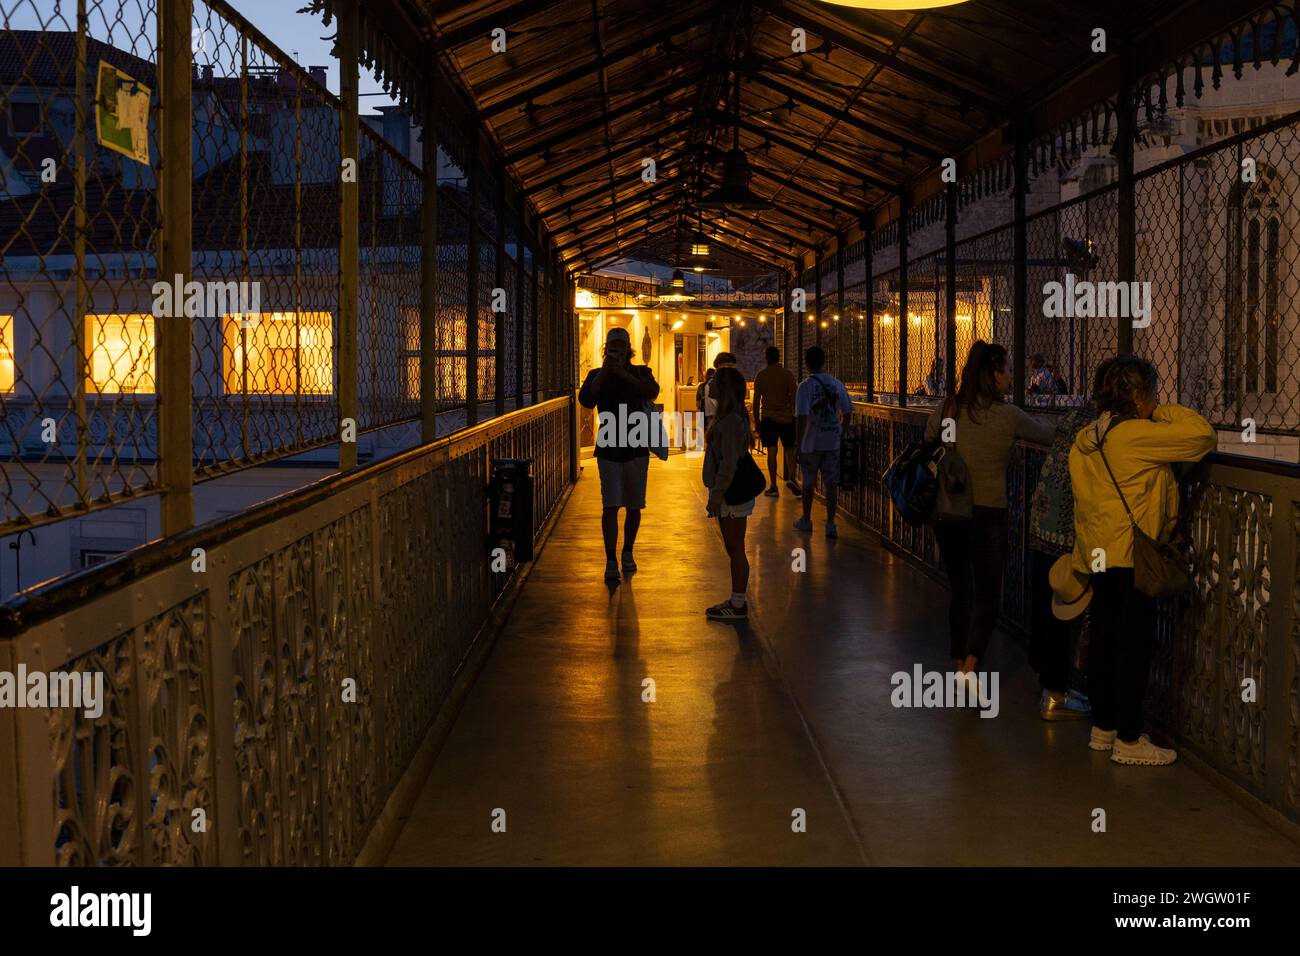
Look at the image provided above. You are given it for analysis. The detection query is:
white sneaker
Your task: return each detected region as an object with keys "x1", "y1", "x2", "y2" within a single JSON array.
[
  {"x1": 1111, "y1": 734, "x2": 1177, "y2": 766},
  {"x1": 1088, "y1": 727, "x2": 1117, "y2": 751}
]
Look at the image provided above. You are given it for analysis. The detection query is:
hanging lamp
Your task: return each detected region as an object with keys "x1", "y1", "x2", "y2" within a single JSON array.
[{"x1": 699, "y1": 72, "x2": 773, "y2": 211}]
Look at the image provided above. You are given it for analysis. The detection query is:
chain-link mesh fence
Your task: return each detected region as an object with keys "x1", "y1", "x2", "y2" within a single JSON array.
[
  {"x1": 0, "y1": 0, "x2": 571, "y2": 539},
  {"x1": 0, "y1": 0, "x2": 160, "y2": 531}
]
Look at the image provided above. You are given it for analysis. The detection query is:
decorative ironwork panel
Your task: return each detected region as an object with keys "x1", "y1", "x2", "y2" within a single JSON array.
[
  {"x1": 139, "y1": 594, "x2": 213, "y2": 865},
  {"x1": 1222, "y1": 490, "x2": 1270, "y2": 787},
  {"x1": 230, "y1": 556, "x2": 281, "y2": 866},
  {"x1": 273, "y1": 535, "x2": 323, "y2": 866},
  {"x1": 52, "y1": 633, "x2": 138, "y2": 866}
]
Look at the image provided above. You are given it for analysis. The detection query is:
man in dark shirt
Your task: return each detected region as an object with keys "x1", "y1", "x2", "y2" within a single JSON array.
[{"x1": 577, "y1": 327, "x2": 660, "y2": 583}]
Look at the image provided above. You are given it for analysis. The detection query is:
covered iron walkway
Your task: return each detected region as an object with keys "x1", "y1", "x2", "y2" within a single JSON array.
[{"x1": 387, "y1": 453, "x2": 1300, "y2": 866}]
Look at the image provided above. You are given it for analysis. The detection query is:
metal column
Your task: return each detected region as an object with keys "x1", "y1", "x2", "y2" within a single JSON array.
[
  {"x1": 945, "y1": 183, "x2": 958, "y2": 397},
  {"x1": 465, "y1": 134, "x2": 480, "y2": 425},
  {"x1": 1116, "y1": 40, "x2": 1137, "y2": 356},
  {"x1": 420, "y1": 72, "x2": 440, "y2": 442},
  {"x1": 1013, "y1": 119, "x2": 1028, "y2": 406},
  {"x1": 158, "y1": 0, "x2": 194, "y2": 532},
  {"x1": 898, "y1": 195, "x2": 909, "y2": 408},
  {"x1": 337, "y1": 1, "x2": 359, "y2": 469}
]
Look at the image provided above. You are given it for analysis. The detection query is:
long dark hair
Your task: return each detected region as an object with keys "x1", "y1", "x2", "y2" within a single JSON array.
[
  {"x1": 944, "y1": 340, "x2": 1007, "y2": 422},
  {"x1": 707, "y1": 366, "x2": 751, "y2": 443}
]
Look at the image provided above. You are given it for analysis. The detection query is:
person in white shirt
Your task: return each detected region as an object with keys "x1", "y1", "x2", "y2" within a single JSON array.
[{"x1": 793, "y1": 346, "x2": 853, "y2": 538}]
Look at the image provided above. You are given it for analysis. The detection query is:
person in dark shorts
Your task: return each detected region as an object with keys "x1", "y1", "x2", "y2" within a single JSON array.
[
  {"x1": 752, "y1": 346, "x2": 797, "y2": 497},
  {"x1": 577, "y1": 327, "x2": 660, "y2": 584}
]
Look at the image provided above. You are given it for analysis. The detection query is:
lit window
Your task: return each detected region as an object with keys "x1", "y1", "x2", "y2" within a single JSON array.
[
  {"x1": 0, "y1": 314, "x2": 13, "y2": 392},
  {"x1": 401, "y1": 305, "x2": 420, "y2": 400},
  {"x1": 86, "y1": 313, "x2": 155, "y2": 394},
  {"x1": 222, "y1": 312, "x2": 333, "y2": 395}
]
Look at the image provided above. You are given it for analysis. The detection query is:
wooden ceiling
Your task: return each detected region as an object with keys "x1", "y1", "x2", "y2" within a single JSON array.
[{"x1": 382, "y1": 0, "x2": 1222, "y2": 273}]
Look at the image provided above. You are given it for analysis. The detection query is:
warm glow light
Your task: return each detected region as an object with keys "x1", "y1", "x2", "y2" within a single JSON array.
[
  {"x1": 857, "y1": 313, "x2": 865, "y2": 320},
  {"x1": 817, "y1": 0, "x2": 970, "y2": 9},
  {"x1": 758, "y1": 314, "x2": 767, "y2": 323},
  {"x1": 909, "y1": 313, "x2": 921, "y2": 325},
  {"x1": 820, "y1": 321, "x2": 829, "y2": 329},
  {"x1": 223, "y1": 311, "x2": 334, "y2": 395},
  {"x1": 737, "y1": 319, "x2": 746, "y2": 327},
  {"x1": 0, "y1": 314, "x2": 13, "y2": 393},
  {"x1": 693, "y1": 265, "x2": 704, "y2": 273},
  {"x1": 880, "y1": 313, "x2": 894, "y2": 326},
  {"x1": 575, "y1": 290, "x2": 597, "y2": 309},
  {"x1": 956, "y1": 313, "x2": 972, "y2": 323},
  {"x1": 87, "y1": 313, "x2": 155, "y2": 393},
  {"x1": 672, "y1": 320, "x2": 684, "y2": 330}
]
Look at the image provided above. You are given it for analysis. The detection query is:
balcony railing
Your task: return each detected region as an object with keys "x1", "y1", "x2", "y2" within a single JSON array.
[
  {"x1": 840, "y1": 400, "x2": 1300, "y2": 825},
  {"x1": 0, "y1": 396, "x2": 574, "y2": 865}
]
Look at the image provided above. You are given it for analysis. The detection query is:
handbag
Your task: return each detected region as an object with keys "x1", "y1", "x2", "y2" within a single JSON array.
[
  {"x1": 724, "y1": 450, "x2": 767, "y2": 505},
  {"x1": 1097, "y1": 434, "x2": 1191, "y2": 599},
  {"x1": 645, "y1": 399, "x2": 669, "y2": 461},
  {"x1": 930, "y1": 444, "x2": 973, "y2": 524},
  {"x1": 884, "y1": 441, "x2": 942, "y2": 526}
]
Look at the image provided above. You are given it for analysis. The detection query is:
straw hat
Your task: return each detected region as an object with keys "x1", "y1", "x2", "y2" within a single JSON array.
[{"x1": 1049, "y1": 553, "x2": 1092, "y2": 621}]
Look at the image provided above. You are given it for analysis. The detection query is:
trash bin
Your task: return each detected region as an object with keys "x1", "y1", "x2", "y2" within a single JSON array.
[{"x1": 488, "y1": 458, "x2": 534, "y2": 569}]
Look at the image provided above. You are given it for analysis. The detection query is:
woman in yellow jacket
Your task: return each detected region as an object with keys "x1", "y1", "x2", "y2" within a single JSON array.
[{"x1": 1068, "y1": 356, "x2": 1215, "y2": 766}]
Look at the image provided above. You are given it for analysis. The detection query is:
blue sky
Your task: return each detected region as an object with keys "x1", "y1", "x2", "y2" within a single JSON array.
[
  {"x1": 15, "y1": 0, "x2": 400, "y2": 111},
  {"x1": 223, "y1": 0, "x2": 401, "y2": 111}
]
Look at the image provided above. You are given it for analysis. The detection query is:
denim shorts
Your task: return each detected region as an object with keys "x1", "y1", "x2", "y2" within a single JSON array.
[
  {"x1": 597, "y1": 455, "x2": 649, "y2": 510},
  {"x1": 800, "y1": 449, "x2": 840, "y2": 487}
]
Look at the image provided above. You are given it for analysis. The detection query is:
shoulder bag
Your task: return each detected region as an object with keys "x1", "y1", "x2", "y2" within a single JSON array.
[{"x1": 1097, "y1": 432, "x2": 1191, "y2": 599}]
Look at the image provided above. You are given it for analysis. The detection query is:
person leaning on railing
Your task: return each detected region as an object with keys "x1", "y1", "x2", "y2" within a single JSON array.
[
  {"x1": 1067, "y1": 355, "x2": 1215, "y2": 767},
  {"x1": 1027, "y1": 359, "x2": 1115, "y2": 723},
  {"x1": 924, "y1": 340, "x2": 1056, "y2": 680}
]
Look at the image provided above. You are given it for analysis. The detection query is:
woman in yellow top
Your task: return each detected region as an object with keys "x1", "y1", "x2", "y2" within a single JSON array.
[{"x1": 1068, "y1": 356, "x2": 1214, "y2": 767}]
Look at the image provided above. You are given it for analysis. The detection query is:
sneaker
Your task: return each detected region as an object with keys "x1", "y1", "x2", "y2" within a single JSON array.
[
  {"x1": 604, "y1": 559, "x2": 620, "y2": 583},
  {"x1": 705, "y1": 600, "x2": 748, "y2": 621},
  {"x1": 1111, "y1": 735, "x2": 1177, "y2": 766},
  {"x1": 621, "y1": 551, "x2": 637, "y2": 574},
  {"x1": 764, "y1": 486, "x2": 780, "y2": 497},
  {"x1": 1040, "y1": 689, "x2": 1091, "y2": 721},
  {"x1": 825, "y1": 521, "x2": 838, "y2": 538},
  {"x1": 1088, "y1": 727, "x2": 1117, "y2": 751},
  {"x1": 794, "y1": 516, "x2": 813, "y2": 532}
]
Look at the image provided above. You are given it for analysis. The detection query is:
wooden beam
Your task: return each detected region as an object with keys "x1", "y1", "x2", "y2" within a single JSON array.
[
  {"x1": 437, "y1": 0, "x2": 570, "y2": 50},
  {"x1": 481, "y1": 7, "x2": 716, "y2": 118},
  {"x1": 523, "y1": 117, "x2": 695, "y2": 196},
  {"x1": 734, "y1": 116, "x2": 901, "y2": 193},
  {"x1": 751, "y1": 74, "x2": 945, "y2": 160},
  {"x1": 751, "y1": 0, "x2": 1008, "y2": 115},
  {"x1": 505, "y1": 73, "x2": 700, "y2": 163}
]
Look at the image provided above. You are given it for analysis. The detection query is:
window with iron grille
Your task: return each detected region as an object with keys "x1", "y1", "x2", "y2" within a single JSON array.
[{"x1": 1225, "y1": 169, "x2": 1282, "y2": 401}]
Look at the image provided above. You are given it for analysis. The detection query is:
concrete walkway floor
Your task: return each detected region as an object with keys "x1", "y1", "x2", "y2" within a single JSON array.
[{"x1": 386, "y1": 453, "x2": 1300, "y2": 866}]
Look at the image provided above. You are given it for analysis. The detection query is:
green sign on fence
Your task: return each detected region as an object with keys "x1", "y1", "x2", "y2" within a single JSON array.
[{"x1": 95, "y1": 61, "x2": 151, "y2": 166}]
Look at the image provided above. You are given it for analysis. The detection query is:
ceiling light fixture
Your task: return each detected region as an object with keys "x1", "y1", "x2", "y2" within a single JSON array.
[{"x1": 817, "y1": 0, "x2": 971, "y2": 9}]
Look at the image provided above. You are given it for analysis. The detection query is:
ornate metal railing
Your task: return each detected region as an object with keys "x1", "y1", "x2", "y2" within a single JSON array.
[
  {"x1": 842, "y1": 400, "x2": 1300, "y2": 824},
  {"x1": 0, "y1": 395, "x2": 573, "y2": 865}
]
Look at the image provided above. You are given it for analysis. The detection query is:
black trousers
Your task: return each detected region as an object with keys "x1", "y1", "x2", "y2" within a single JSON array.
[
  {"x1": 934, "y1": 506, "x2": 1007, "y2": 662},
  {"x1": 1029, "y1": 548, "x2": 1071, "y2": 693},
  {"x1": 1087, "y1": 568, "x2": 1156, "y2": 742}
]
